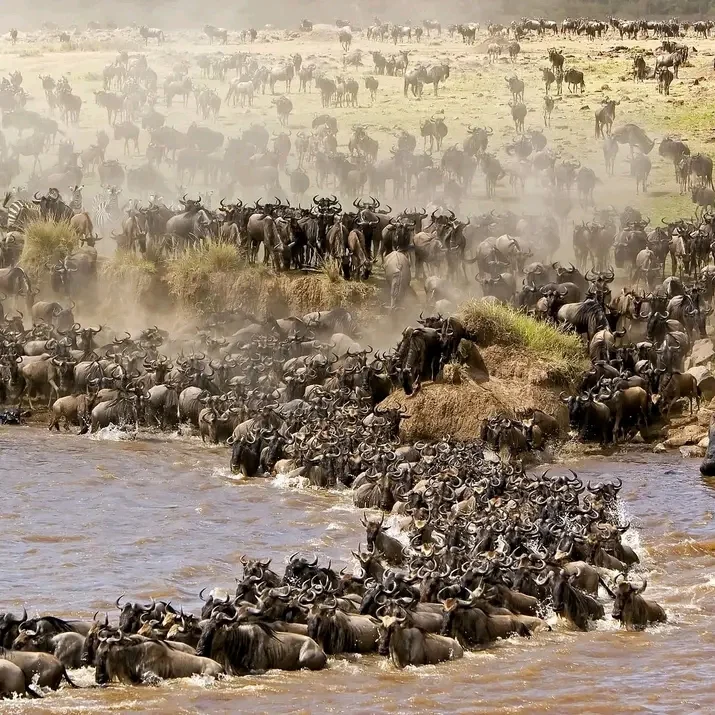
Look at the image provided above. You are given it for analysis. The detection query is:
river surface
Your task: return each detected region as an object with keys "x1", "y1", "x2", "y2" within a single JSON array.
[{"x1": 1, "y1": 426, "x2": 714, "y2": 714}]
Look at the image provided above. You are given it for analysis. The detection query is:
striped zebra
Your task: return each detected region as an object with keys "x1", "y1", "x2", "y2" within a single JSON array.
[
  {"x1": 92, "y1": 185, "x2": 122, "y2": 229},
  {"x1": 69, "y1": 184, "x2": 84, "y2": 212},
  {"x1": 6, "y1": 198, "x2": 40, "y2": 231}
]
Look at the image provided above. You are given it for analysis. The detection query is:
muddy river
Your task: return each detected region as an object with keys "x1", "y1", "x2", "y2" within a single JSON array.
[{"x1": 1, "y1": 426, "x2": 714, "y2": 714}]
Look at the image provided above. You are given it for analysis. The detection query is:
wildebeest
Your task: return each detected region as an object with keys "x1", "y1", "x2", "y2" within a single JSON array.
[
  {"x1": 95, "y1": 633, "x2": 223, "y2": 683},
  {"x1": 440, "y1": 592, "x2": 531, "y2": 647},
  {"x1": 549, "y1": 569, "x2": 605, "y2": 630},
  {"x1": 0, "y1": 646, "x2": 77, "y2": 690},
  {"x1": 657, "y1": 67, "x2": 674, "y2": 95},
  {"x1": 0, "y1": 659, "x2": 38, "y2": 698},
  {"x1": 307, "y1": 600, "x2": 378, "y2": 654},
  {"x1": 378, "y1": 608, "x2": 463, "y2": 668},
  {"x1": 612, "y1": 577, "x2": 666, "y2": 630},
  {"x1": 196, "y1": 610, "x2": 327, "y2": 673},
  {"x1": 628, "y1": 153, "x2": 652, "y2": 194},
  {"x1": 594, "y1": 99, "x2": 618, "y2": 138},
  {"x1": 12, "y1": 628, "x2": 85, "y2": 669},
  {"x1": 612, "y1": 124, "x2": 655, "y2": 157},
  {"x1": 564, "y1": 68, "x2": 585, "y2": 93}
]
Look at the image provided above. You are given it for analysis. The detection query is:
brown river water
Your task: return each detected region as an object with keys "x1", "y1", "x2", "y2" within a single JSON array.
[{"x1": 1, "y1": 426, "x2": 714, "y2": 714}]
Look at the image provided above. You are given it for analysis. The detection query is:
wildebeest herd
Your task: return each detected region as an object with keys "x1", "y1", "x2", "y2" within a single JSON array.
[
  {"x1": 0, "y1": 11, "x2": 712, "y2": 222},
  {"x1": 0, "y1": 459, "x2": 663, "y2": 693},
  {"x1": 0, "y1": 255, "x2": 673, "y2": 695},
  {"x1": 3, "y1": 12, "x2": 709, "y2": 696}
]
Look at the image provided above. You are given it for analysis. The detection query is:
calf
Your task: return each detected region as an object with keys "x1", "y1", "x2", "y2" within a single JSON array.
[
  {"x1": 48, "y1": 393, "x2": 96, "y2": 433},
  {"x1": 658, "y1": 371, "x2": 700, "y2": 416}
]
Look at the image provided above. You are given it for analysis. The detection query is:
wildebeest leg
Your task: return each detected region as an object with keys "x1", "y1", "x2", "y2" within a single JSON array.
[
  {"x1": 48, "y1": 379, "x2": 60, "y2": 408},
  {"x1": 579, "y1": 414, "x2": 589, "y2": 441}
]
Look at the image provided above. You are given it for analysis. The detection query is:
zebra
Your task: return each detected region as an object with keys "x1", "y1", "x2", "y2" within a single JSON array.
[
  {"x1": 5, "y1": 198, "x2": 39, "y2": 231},
  {"x1": 92, "y1": 185, "x2": 122, "y2": 229},
  {"x1": 68, "y1": 184, "x2": 83, "y2": 212}
]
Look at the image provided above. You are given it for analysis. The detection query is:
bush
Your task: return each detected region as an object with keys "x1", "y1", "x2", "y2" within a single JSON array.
[{"x1": 20, "y1": 219, "x2": 79, "y2": 281}]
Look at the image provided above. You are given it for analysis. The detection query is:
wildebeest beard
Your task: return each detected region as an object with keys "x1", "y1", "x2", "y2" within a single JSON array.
[
  {"x1": 307, "y1": 609, "x2": 349, "y2": 655},
  {"x1": 196, "y1": 619, "x2": 278, "y2": 673}
]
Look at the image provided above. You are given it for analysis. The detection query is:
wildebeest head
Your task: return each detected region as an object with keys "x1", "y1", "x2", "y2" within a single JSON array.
[
  {"x1": 11, "y1": 624, "x2": 56, "y2": 653},
  {"x1": 646, "y1": 310, "x2": 669, "y2": 341},
  {"x1": 0, "y1": 607, "x2": 27, "y2": 647},
  {"x1": 94, "y1": 629, "x2": 148, "y2": 685},
  {"x1": 199, "y1": 587, "x2": 233, "y2": 620},
  {"x1": 195, "y1": 607, "x2": 246, "y2": 660},
  {"x1": 377, "y1": 604, "x2": 409, "y2": 655},
  {"x1": 306, "y1": 596, "x2": 351, "y2": 655},
  {"x1": 283, "y1": 552, "x2": 321, "y2": 587},
  {"x1": 362, "y1": 511, "x2": 389, "y2": 550},
  {"x1": 116, "y1": 594, "x2": 154, "y2": 633},
  {"x1": 441, "y1": 582, "x2": 489, "y2": 630},
  {"x1": 612, "y1": 577, "x2": 647, "y2": 621},
  {"x1": 81, "y1": 611, "x2": 112, "y2": 665},
  {"x1": 94, "y1": 630, "x2": 123, "y2": 684}
]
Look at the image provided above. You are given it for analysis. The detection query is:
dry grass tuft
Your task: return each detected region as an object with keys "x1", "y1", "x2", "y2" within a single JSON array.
[
  {"x1": 20, "y1": 219, "x2": 79, "y2": 281},
  {"x1": 101, "y1": 250, "x2": 158, "y2": 295},
  {"x1": 165, "y1": 243, "x2": 379, "y2": 317},
  {"x1": 166, "y1": 244, "x2": 242, "y2": 313}
]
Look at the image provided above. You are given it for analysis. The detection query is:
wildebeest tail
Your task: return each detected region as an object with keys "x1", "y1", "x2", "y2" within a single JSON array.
[
  {"x1": 26, "y1": 683, "x2": 43, "y2": 698},
  {"x1": 598, "y1": 575, "x2": 615, "y2": 598},
  {"x1": 62, "y1": 666, "x2": 79, "y2": 687}
]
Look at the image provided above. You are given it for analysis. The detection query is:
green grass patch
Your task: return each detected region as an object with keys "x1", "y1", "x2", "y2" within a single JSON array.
[
  {"x1": 20, "y1": 219, "x2": 79, "y2": 282},
  {"x1": 639, "y1": 191, "x2": 695, "y2": 223},
  {"x1": 457, "y1": 299, "x2": 588, "y2": 382}
]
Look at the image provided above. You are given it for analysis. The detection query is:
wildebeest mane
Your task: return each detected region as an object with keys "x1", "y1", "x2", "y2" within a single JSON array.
[
  {"x1": 26, "y1": 615, "x2": 75, "y2": 633},
  {"x1": 199, "y1": 620, "x2": 278, "y2": 673},
  {"x1": 573, "y1": 299, "x2": 608, "y2": 337},
  {"x1": 307, "y1": 611, "x2": 348, "y2": 654}
]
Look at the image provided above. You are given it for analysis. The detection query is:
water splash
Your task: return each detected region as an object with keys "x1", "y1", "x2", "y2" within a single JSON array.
[{"x1": 89, "y1": 425, "x2": 137, "y2": 441}]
